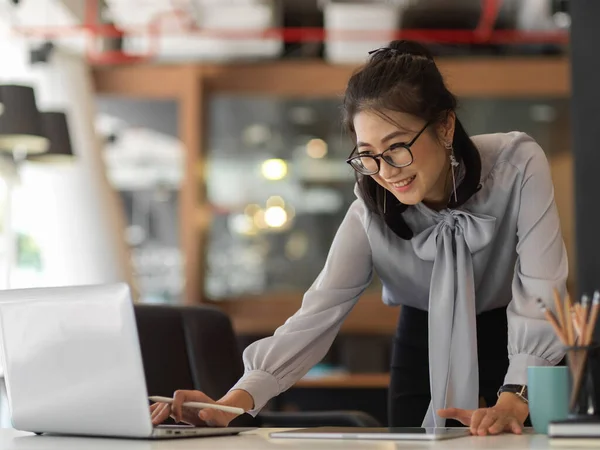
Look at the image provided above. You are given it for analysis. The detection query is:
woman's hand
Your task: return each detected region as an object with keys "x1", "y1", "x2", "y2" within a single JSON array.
[
  {"x1": 150, "y1": 389, "x2": 253, "y2": 428},
  {"x1": 437, "y1": 406, "x2": 524, "y2": 436}
]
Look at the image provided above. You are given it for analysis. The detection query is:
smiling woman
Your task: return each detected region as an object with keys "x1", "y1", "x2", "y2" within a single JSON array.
[
  {"x1": 343, "y1": 41, "x2": 482, "y2": 239},
  {"x1": 152, "y1": 40, "x2": 568, "y2": 437}
]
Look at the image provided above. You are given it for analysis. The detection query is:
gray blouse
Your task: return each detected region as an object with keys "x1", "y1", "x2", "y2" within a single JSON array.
[{"x1": 230, "y1": 132, "x2": 568, "y2": 427}]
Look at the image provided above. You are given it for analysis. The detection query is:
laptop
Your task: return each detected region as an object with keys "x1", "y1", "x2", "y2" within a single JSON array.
[{"x1": 0, "y1": 283, "x2": 252, "y2": 439}]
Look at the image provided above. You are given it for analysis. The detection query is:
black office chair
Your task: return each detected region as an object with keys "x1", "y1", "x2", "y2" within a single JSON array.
[
  {"x1": 134, "y1": 303, "x2": 381, "y2": 428},
  {"x1": 134, "y1": 305, "x2": 196, "y2": 396}
]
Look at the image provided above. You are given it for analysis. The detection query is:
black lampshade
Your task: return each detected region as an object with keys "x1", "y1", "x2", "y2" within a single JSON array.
[
  {"x1": 0, "y1": 85, "x2": 49, "y2": 154},
  {"x1": 28, "y1": 111, "x2": 74, "y2": 163}
]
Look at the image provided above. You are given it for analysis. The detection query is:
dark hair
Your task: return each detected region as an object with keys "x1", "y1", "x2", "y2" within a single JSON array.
[{"x1": 342, "y1": 40, "x2": 481, "y2": 240}]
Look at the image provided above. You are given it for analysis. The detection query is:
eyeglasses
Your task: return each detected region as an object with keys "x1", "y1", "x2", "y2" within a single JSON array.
[{"x1": 346, "y1": 121, "x2": 430, "y2": 176}]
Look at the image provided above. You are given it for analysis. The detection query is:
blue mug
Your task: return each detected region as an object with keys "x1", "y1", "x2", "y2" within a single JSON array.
[{"x1": 527, "y1": 366, "x2": 570, "y2": 434}]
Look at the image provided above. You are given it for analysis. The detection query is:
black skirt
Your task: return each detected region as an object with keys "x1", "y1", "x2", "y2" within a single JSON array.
[{"x1": 388, "y1": 305, "x2": 511, "y2": 427}]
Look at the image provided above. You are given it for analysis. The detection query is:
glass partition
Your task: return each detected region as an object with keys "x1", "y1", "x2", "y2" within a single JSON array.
[
  {"x1": 204, "y1": 95, "x2": 573, "y2": 300},
  {"x1": 96, "y1": 97, "x2": 184, "y2": 303}
]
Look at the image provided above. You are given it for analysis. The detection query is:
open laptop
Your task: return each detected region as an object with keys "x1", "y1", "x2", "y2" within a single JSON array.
[{"x1": 0, "y1": 283, "x2": 252, "y2": 439}]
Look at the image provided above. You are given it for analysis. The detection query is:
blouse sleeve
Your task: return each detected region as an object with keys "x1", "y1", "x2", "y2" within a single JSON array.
[
  {"x1": 229, "y1": 199, "x2": 374, "y2": 415},
  {"x1": 504, "y1": 139, "x2": 569, "y2": 386}
]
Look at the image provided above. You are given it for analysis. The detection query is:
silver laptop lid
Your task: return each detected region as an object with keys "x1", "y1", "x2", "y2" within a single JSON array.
[{"x1": 0, "y1": 283, "x2": 153, "y2": 438}]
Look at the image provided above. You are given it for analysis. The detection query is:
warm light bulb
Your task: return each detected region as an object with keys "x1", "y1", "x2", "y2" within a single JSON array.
[
  {"x1": 264, "y1": 206, "x2": 288, "y2": 228},
  {"x1": 261, "y1": 159, "x2": 288, "y2": 180},
  {"x1": 266, "y1": 195, "x2": 285, "y2": 208},
  {"x1": 306, "y1": 138, "x2": 328, "y2": 159}
]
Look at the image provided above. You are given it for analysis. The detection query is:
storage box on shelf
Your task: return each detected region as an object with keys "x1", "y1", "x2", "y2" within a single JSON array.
[
  {"x1": 105, "y1": 0, "x2": 283, "y2": 62},
  {"x1": 322, "y1": 1, "x2": 403, "y2": 64}
]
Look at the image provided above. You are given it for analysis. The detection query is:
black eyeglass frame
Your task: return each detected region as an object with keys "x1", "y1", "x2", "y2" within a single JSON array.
[{"x1": 346, "y1": 121, "x2": 431, "y2": 175}]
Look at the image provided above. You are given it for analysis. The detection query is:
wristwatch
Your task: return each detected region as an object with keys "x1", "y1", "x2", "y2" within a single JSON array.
[{"x1": 497, "y1": 384, "x2": 528, "y2": 404}]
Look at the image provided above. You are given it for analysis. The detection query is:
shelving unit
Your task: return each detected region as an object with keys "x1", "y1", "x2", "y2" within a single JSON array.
[{"x1": 92, "y1": 56, "x2": 571, "y2": 336}]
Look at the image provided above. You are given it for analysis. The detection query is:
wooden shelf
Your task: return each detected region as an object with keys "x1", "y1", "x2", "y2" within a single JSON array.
[
  {"x1": 93, "y1": 65, "x2": 197, "y2": 98},
  {"x1": 211, "y1": 292, "x2": 400, "y2": 335},
  {"x1": 202, "y1": 57, "x2": 570, "y2": 98},
  {"x1": 293, "y1": 373, "x2": 390, "y2": 389},
  {"x1": 94, "y1": 56, "x2": 570, "y2": 100}
]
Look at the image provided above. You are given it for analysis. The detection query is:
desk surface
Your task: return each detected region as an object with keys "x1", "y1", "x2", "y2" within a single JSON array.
[{"x1": 0, "y1": 427, "x2": 591, "y2": 450}]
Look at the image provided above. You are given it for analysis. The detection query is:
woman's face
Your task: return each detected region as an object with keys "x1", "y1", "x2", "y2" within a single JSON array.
[{"x1": 352, "y1": 110, "x2": 455, "y2": 207}]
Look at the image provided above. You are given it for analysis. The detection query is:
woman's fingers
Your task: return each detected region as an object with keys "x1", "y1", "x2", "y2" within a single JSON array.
[
  {"x1": 476, "y1": 410, "x2": 499, "y2": 436},
  {"x1": 469, "y1": 409, "x2": 487, "y2": 434},
  {"x1": 150, "y1": 390, "x2": 242, "y2": 427},
  {"x1": 486, "y1": 416, "x2": 507, "y2": 435},
  {"x1": 508, "y1": 417, "x2": 523, "y2": 434},
  {"x1": 177, "y1": 406, "x2": 206, "y2": 426},
  {"x1": 198, "y1": 409, "x2": 235, "y2": 428},
  {"x1": 150, "y1": 403, "x2": 171, "y2": 426}
]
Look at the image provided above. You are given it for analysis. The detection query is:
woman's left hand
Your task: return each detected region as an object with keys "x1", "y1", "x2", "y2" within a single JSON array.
[{"x1": 437, "y1": 407, "x2": 524, "y2": 436}]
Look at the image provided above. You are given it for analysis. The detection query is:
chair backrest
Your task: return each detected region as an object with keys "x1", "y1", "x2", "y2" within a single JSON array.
[
  {"x1": 134, "y1": 303, "x2": 256, "y2": 427},
  {"x1": 133, "y1": 304, "x2": 196, "y2": 396},
  {"x1": 180, "y1": 305, "x2": 245, "y2": 400},
  {"x1": 133, "y1": 303, "x2": 244, "y2": 400},
  {"x1": 133, "y1": 303, "x2": 380, "y2": 428}
]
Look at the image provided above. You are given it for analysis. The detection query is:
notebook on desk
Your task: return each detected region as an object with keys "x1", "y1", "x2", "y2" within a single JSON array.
[
  {"x1": 0, "y1": 283, "x2": 253, "y2": 439},
  {"x1": 548, "y1": 418, "x2": 600, "y2": 438},
  {"x1": 550, "y1": 438, "x2": 600, "y2": 447}
]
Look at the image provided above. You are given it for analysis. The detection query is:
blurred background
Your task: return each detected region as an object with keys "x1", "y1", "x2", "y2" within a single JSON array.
[{"x1": 0, "y1": 0, "x2": 575, "y2": 427}]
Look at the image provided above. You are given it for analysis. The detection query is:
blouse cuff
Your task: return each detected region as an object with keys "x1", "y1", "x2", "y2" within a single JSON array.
[
  {"x1": 504, "y1": 353, "x2": 554, "y2": 385},
  {"x1": 229, "y1": 370, "x2": 281, "y2": 416}
]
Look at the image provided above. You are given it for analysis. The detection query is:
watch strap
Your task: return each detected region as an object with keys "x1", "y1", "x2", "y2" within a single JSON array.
[{"x1": 497, "y1": 384, "x2": 528, "y2": 404}]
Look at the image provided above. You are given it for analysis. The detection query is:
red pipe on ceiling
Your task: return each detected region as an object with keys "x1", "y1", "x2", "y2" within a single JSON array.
[{"x1": 10, "y1": 0, "x2": 568, "y2": 64}]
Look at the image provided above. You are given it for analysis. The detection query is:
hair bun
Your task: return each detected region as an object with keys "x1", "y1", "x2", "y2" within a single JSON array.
[{"x1": 387, "y1": 40, "x2": 434, "y2": 60}]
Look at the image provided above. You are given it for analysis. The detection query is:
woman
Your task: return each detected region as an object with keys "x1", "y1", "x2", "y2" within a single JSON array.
[{"x1": 151, "y1": 40, "x2": 567, "y2": 435}]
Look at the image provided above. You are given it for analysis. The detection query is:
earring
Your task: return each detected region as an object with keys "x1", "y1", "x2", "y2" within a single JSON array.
[{"x1": 446, "y1": 142, "x2": 459, "y2": 204}]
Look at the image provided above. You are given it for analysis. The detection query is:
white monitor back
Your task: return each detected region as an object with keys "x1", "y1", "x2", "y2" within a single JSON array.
[{"x1": 0, "y1": 283, "x2": 153, "y2": 437}]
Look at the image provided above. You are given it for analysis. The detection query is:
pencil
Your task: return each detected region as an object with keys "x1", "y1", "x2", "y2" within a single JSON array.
[
  {"x1": 575, "y1": 302, "x2": 583, "y2": 327},
  {"x1": 554, "y1": 288, "x2": 566, "y2": 333},
  {"x1": 565, "y1": 293, "x2": 575, "y2": 346},
  {"x1": 537, "y1": 298, "x2": 567, "y2": 345},
  {"x1": 580, "y1": 294, "x2": 590, "y2": 345},
  {"x1": 584, "y1": 293, "x2": 600, "y2": 346},
  {"x1": 572, "y1": 309, "x2": 582, "y2": 343}
]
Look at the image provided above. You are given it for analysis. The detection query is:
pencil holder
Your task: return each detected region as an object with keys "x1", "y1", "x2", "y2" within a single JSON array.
[{"x1": 566, "y1": 344, "x2": 600, "y2": 419}]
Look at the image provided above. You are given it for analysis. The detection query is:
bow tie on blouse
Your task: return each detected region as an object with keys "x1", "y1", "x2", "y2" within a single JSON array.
[{"x1": 411, "y1": 208, "x2": 496, "y2": 427}]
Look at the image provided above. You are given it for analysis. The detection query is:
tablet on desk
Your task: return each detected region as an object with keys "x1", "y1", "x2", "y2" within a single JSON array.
[{"x1": 269, "y1": 427, "x2": 471, "y2": 441}]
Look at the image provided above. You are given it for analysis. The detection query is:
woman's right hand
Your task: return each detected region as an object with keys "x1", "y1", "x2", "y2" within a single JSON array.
[{"x1": 150, "y1": 389, "x2": 253, "y2": 428}]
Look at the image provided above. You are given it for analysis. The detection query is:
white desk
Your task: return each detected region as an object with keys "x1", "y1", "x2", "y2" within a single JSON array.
[{"x1": 0, "y1": 428, "x2": 589, "y2": 450}]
